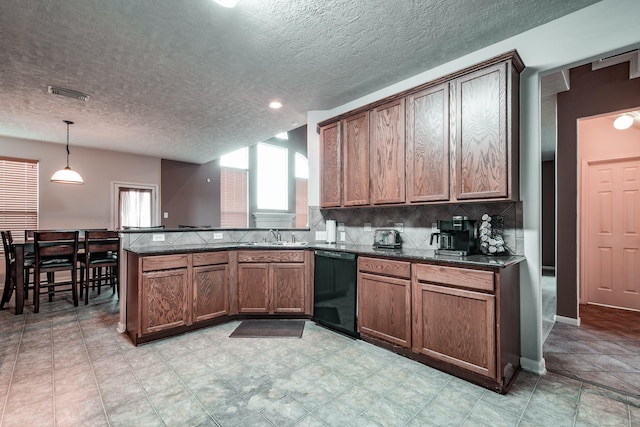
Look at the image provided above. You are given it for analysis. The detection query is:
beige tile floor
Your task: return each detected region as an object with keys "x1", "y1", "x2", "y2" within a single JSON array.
[{"x1": 1, "y1": 292, "x2": 639, "y2": 426}]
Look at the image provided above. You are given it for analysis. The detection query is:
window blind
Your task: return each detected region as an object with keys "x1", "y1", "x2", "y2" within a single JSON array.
[
  {"x1": 0, "y1": 158, "x2": 38, "y2": 248},
  {"x1": 220, "y1": 167, "x2": 248, "y2": 228},
  {"x1": 295, "y1": 178, "x2": 308, "y2": 228}
]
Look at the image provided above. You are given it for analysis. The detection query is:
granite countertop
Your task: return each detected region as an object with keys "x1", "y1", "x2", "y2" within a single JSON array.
[{"x1": 125, "y1": 242, "x2": 525, "y2": 268}]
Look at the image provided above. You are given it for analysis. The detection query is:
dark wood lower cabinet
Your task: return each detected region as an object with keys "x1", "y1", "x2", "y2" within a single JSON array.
[
  {"x1": 410, "y1": 262, "x2": 520, "y2": 393},
  {"x1": 140, "y1": 267, "x2": 189, "y2": 335},
  {"x1": 358, "y1": 257, "x2": 412, "y2": 348},
  {"x1": 412, "y1": 282, "x2": 496, "y2": 378},
  {"x1": 193, "y1": 252, "x2": 230, "y2": 323},
  {"x1": 236, "y1": 251, "x2": 309, "y2": 315}
]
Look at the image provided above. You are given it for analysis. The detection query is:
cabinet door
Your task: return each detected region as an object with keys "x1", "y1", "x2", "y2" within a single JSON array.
[
  {"x1": 140, "y1": 268, "x2": 190, "y2": 335},
  {"x1": 342, "y1": 111, "x2": 370, "y2": 206},
  {"x1": 406, "y1": 84, "x2": 450, "y2": 202},
  {"x1": 358, "y1": 272, "x2": 411, "y2": 348},
  {"x1": 193, "y1": 264, "x2": 229, "y2": 323},
  {"x1": 370, "y1": 99, "x2": 405, "y2": 204},
  {"x1": 319, "y1": 122, "x2": 342, "y2": 208},
  {"x1": 452, "y1": 62, "x2": 508, "y2": 200},
  {"x1": 412, "y1": 282, "x2": 496, "y2": 379},
  {"x1": 271, "y1": 263, "x2": 305, "y2": 313},
  {"x1": 237, "y1": 263, "x2": 270, "y2": 313}
]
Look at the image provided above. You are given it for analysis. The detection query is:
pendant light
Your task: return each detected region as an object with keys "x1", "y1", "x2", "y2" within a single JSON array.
[{"x1": 51, "y1": 120, "x2": 84, "y2": 184}]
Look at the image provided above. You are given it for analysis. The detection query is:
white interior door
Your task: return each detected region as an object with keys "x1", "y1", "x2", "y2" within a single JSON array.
[{"x1": 585, "y1": 158, "x2": 640, "y2": 310}]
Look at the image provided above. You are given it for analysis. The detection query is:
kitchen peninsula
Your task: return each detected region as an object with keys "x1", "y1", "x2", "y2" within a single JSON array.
[{"x1": 121, "y1": 228, "x2": 523, "y2": 393}]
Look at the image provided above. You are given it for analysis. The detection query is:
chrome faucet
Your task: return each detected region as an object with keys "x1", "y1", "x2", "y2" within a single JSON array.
[{"x1": 269, "y1": 229, "x2": 281, "y2": 242}]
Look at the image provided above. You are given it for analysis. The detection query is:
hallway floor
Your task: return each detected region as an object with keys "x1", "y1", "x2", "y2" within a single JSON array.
[
  {"x1": 1, "y1": 293, "x2": 639, "y2": 426},
  {"x1": 544, "y1": 303, "x2": 640, "y2": 398}
]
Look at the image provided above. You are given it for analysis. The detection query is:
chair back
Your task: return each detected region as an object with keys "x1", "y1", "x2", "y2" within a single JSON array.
[
  {"x1": 2, "y1": 231, "x2": 14, "y2": 267},
  {"x1": 34, "y1": 231, "x2": 79, "y2": 268},
  {"x1": 84, "y1": 230, "x2": 120, "y2": 263}
]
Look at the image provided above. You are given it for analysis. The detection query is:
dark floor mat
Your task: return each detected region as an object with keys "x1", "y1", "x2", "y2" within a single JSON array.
[{"x1": 229, "y1": 319, "x2": 305, "y2": 338}]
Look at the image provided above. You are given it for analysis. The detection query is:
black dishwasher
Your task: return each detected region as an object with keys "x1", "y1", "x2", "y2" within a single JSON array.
[{"x1": 313, "y1": 250, "x2": 358, "y2": 337}]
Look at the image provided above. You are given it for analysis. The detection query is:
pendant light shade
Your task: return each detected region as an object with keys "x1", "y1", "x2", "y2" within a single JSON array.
[{"x1": 51, "y1": 120, "x2": 84, "y2": 184}]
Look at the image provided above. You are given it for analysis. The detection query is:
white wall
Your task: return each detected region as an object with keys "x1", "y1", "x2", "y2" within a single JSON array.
[
  {"x1": 306, "y1": 0, "x2": 640, "y2": 373},
  {"x1": 0, "y1": 135, "x2": 161, "y2": 229}
]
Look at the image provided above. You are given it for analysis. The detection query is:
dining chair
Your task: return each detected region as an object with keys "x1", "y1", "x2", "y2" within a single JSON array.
[
  {"x1": 1, "y1": 231, "x2": 34, "y2": 309},
  {"x1": 33, "y1": 231, "x2": 79, "y2": 313},
  {"x1": 79, "y1": 230, "x2": 120, "y2": 304}
]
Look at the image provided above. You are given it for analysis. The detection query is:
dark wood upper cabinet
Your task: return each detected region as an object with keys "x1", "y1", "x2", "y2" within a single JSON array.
[
  {"x1": 370, "y1": 99, "x2": 406, "y2": 205},
  {"x1": 319, "y1": 121, "x2": 341, "y2": 208},
  {"x1": 406, "y1": 83, "x2": 450, "y2": 202},
  {"x1": 318, "y1": 51, "x2": 523, "y2": 208},
  {"x1": 452, "y1": 61, "x2": 518, "y2": 201},
  {"x1": 342, "y1": 111, "x2": 370, "y2": 206}
]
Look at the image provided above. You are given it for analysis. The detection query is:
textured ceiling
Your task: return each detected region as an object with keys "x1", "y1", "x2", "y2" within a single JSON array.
[{"x1": 0, "y1": 0, "x2": 600, "y2": 164}]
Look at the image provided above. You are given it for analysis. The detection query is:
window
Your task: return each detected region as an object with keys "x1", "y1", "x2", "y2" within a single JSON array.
[
  {"x1": 257, "y1": 143, "x2": 288, "y2": 210},
  {"x1": 220, "y1": 147, "x2": 249, "y2": 228},
  {"x1": 295, "y1": 153, "x2": 308, "y2": 228},
  {"x1": 0, "y1": 158, "x2": 38, "y2": 249},
  {"x1": 119, "y1": 188, "x2": 152, "y2": 228}
]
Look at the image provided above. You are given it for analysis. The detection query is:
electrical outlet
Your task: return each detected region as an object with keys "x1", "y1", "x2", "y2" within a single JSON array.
[
  {"x1": 163, "y1": 212, "x2": 169, "y2": 219},
  {"x1": 337, "y1": 223, "x2": 345, "y2": 232},
  {"x1": 213, "y1": 232, "x2": 223, "y2": 240},
  {"x1": 339, "y1": 231, "x2": 346, "y2": 242},
  {"x1": 152, "y1": 234, "x2": 165, "y2": 242},
  {"x1": 394, "y1": 223, "x2": 404, "y2": 232},
  {"x1": 315, "y1": 231, "x2": 327, "y2": 241},
  {"x1": 363, "y1": 223, "x2": 372, "y2": 232}
]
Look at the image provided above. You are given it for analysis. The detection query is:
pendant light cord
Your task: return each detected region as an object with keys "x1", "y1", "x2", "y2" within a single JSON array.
[{"x1": 64, "y1": 120, "x2": 73, "y2": 168}]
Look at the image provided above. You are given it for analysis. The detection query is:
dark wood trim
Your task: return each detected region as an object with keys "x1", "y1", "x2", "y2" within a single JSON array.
[{"x1": 317, "y1": 50, "x2": 523, "y2": 129}]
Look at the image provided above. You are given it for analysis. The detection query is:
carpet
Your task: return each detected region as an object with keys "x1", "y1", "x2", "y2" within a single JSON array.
[{"x1": 229, "y1": 319, "x2": 305, "y2": 338}]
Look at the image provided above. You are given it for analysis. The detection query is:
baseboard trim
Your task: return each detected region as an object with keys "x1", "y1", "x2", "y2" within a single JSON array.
[
  {"x1": 520, "y1": 356, "x2": 547, "y2": 375},
  {"x1": 555, "y1": 315, "x2": 580, "y2": 326}
]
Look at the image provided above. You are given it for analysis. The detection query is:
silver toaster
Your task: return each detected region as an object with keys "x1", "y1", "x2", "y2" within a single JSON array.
[{"x1": 373, "y1": 229, "x2": 402, "y2": 249}]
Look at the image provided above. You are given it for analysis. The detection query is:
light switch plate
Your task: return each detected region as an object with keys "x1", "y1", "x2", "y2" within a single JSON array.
[
  {"x1": 315, "y1": 231, "x2": 327, "y2": 241},
  {"x1": 363, "y1": 223, "x2": 372, "y2": 231},
  {"x1": 394, "y1": 223, "x2": 404, "y2": 232},
  {"x1": 163, "y1": 212, "x2": 169, "y2": 219},
  {"x1": 152, "y1": 234, "x2": 165, "y2": 242},
  {"x1": 213, "y1": 232, "x2": 223, "y2": 240},
  {"x1": 340, "y1": 231, "x2": 346, "y2": 241}
]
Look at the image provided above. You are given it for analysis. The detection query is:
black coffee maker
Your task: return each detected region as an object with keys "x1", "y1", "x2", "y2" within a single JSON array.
[{"x1": 430, "y1": 215, "x2": 478, "y2": 256}]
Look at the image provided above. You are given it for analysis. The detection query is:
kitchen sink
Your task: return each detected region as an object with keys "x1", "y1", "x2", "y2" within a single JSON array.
[{"x1": 238, "y1": 241, "x2": 308, "y2": 247}]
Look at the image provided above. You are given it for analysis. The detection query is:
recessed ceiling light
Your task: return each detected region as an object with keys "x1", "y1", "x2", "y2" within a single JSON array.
[
  {"x1": 213, "y1": 0, "x2": 240, "y2": 7},
  {"x1": 269, "y1": 101, "x2": 283, "y2": 109},
  {"x1": 613, "y1": 114, "x2": 634, "y2": 130}
]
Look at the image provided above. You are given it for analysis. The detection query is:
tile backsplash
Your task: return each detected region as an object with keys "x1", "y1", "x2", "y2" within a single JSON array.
[
  {"x1": 309, "y1": 202, "x2": 523, "y2": 255},
  {"x1": 122, "y1": 202, "x2": 523, "y2": 255}
]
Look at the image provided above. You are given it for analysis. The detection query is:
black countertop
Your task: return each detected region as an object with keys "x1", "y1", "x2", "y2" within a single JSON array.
[{"x1": 125, "y1": 242, "x2": 524, "y2": 268}]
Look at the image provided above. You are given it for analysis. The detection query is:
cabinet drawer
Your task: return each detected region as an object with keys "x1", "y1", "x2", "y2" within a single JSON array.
[
  {"x1": 358, "y1": 257, "x2": 411, "y2": 279},
  {"x1": 237, "y1": 250, "x2": 304, "y2": 263},
  {"x1": 414, "y1": 264, "x2": 494, "y2": 292},
  {"x1": 142, "y1": 254, "x2": 188, "y2": 272},
  {"x1": 193, "y1": 251, "x2": 228, "y2": 267}
]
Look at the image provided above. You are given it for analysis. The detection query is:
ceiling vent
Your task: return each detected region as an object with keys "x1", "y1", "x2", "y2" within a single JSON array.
[{"x1": 47, "y1": 85, "x2": 90, "y2": 101}]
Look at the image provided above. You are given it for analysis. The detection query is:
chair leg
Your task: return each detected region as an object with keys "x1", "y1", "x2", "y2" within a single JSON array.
[
  {"x1": 33, "y1": 272, "x2": 40, "y2": 314},
  {"x1": 79, "y1": 266, "x2": 84, "y2": 298},
  {"x1": 71, "y1": 268, "x2": 78, "y2": 307},
  {"x1": 0, "y1": 271, "x2": 14, "y2": 309},
  {"x1": 84, "y1": 265, "x2": 90, "y2": 305}
]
